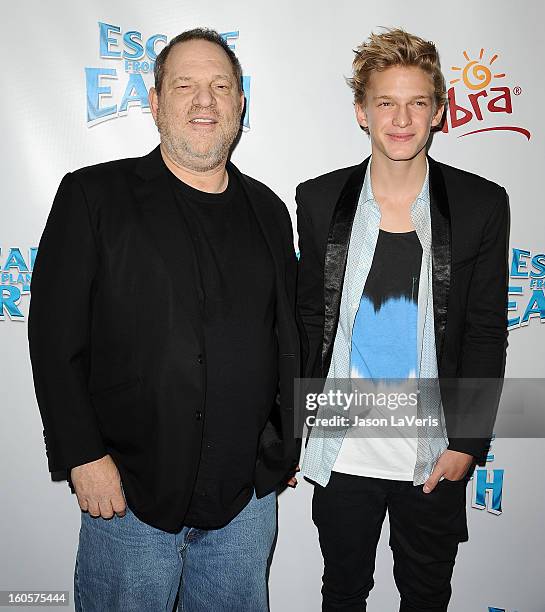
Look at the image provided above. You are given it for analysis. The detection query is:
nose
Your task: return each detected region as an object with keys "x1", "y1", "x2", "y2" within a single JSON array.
[
  {"x1": 193, "y1": 83, "x2": 214, "y2": 108},
  {"x1": 392, "y1": 105, "x2": 411, "y2": 128}
]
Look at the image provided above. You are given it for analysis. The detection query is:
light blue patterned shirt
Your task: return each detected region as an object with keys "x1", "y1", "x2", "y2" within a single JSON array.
[{"x1": 302, "y1": 158, "x2": 449, "y2": 487}]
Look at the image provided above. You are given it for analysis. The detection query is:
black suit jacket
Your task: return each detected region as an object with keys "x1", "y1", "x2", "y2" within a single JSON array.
[
  {"x1": 296, "y1": 155, "x2": 509, "y2": 463},
  {"x1": 28, "y1": 146, "x2": 300, "y2": 532}
]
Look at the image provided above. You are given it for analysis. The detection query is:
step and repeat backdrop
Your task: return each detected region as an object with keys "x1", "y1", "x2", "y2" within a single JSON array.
[{"x1": 1, "y1": 1, "x2": 544, "y2": 611}]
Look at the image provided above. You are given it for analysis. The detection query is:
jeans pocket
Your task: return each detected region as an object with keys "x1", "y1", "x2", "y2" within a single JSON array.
[
  {"x1": 311, "y1": 485, "x2": 323, "y2": 526},
  {"x1": 441, "y1": 474, "x2": 470, "y2": 485}
]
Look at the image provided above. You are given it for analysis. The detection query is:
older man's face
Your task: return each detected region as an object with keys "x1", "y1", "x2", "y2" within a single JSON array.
[{"x1": 150, "y1": 39, "x2": 244, "y2": 172}]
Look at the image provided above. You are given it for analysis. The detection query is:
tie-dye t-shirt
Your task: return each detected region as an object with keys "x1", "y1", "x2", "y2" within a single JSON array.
[{"x1": 333, "y1": 229, "x2": 423, "y2": 480}]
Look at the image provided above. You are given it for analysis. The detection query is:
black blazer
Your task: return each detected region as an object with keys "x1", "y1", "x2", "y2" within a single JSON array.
[
  {"x1": 296, "y1": 155, "x2": 509, "y2": 463},
  {"x1": 28, "y1": 146, "x2": 300, "y2": 532}
]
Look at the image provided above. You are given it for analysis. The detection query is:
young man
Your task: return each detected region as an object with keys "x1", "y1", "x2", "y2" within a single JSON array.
[
  {"x1": 29, "y1": 28, "x2": 299, "y2": 611},
  {"x1": 297, "y1": 29, "x2": 509, "y2": 611}
]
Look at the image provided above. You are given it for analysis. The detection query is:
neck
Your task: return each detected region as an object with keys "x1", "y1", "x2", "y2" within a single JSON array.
[
  {"x1": 370, "y1": 148, "x2": 427, "y2": 201},
  {"x1": 160, "y1": 145, "x2": 229, "y2": 193}
]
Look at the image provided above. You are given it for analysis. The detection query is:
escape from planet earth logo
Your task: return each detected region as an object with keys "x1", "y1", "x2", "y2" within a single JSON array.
[{"x1": 85, "y1": 22, "x2": 251, "y2": 128}]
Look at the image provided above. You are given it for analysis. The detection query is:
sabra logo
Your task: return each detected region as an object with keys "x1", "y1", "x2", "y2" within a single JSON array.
[{"x1": 442, "y1": 48, "x2": 530, "y2": 140}]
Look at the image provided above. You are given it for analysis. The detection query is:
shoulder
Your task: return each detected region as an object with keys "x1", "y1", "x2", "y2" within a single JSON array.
[
  {"x1": 431, "y1": 157, "x2": 508, "y2": 226},
  {"x1": 239, "y1": 171, "x2": 284, "y2": 205},
  {"x1": 70, "y1": 155, "x2": 141, "y2": 185},
  {"x1": 431, "y1": 158, "x2": 506, "y2": 201},
  {"x1": 54, "y1": 152, "x2": 155, "y2": 217},
  {"x1": 51, "y1": 156, "x2": 141, "y2": 212},
  {"x1": 235, "y1": 169, "x2": 296, "y2": 248},
  {"x1": 297, "y1": 163, "x2": 363, "y2": 202},
  {"x1": 430, "y1": 160, "x2": 510, "y2": 240},
  {"x1": 237, "y1": 169, "x2": 292, "y2": 227}
]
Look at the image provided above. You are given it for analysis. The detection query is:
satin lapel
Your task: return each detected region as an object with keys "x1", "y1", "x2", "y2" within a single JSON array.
[
  {"x1": 428, "y1": 157, "x2": 452, "y2": 368},
  {"x1": 322, "y1": 158, "x2": 369, "y2": 375},
  {"x1": 132, "y1": 147, "x2": 203, "y2": 342}
]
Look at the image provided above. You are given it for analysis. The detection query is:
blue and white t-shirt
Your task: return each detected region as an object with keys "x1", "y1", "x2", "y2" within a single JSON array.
[{"x1": 333, "y1": 228, "x2": 423, "y2": 480}]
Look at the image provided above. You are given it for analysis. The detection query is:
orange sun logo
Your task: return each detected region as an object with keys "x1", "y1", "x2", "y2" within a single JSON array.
[{"x1": 450, "y1": 49, "x2": 506, "y2": 91}]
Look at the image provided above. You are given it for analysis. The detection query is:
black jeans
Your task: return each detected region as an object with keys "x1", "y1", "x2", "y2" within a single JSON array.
[{"x1": 312, "y1": 471, "x2": 469, "y2": 612}]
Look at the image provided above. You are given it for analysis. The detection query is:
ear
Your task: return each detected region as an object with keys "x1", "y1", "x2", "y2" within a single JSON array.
[
  {"x1": 149, "y1": 87, "x2": 159, "y2": 124},
  {"x1": 355, "y1": 102, "x2": 369, "y2": 130},
  {"x1": 431, "y1": 103, "x2": 445, "y2": 128}
]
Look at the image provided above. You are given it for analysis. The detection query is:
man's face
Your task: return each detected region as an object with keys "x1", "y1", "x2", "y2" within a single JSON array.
[
  {"x1": 355, "y1": 65, "x2": 444, "y2": 163},
  {"x1": 150, "y1": 39, "x2": 244, "y2": 172}
]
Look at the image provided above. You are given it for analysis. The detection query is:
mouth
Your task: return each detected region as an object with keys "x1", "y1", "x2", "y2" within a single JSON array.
[
  {"x1": 387, "y1": 133, "x2": 415, "y2": 142},
  {"x1": 189, "y1": 116, "x2": 218, "y2": 126}
]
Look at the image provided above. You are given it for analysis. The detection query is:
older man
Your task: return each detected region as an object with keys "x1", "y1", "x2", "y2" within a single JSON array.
[{"x1": 29, "y1": 28, "x2": 299, "y2": 611}]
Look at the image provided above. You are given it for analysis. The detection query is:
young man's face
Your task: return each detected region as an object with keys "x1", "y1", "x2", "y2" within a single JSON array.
[
  {"x1": 355, "y1": 65, "x2": 444, "y2": 163},
  {"x1": 150, "y1": 39, "x2": 245, "y2": 172}
]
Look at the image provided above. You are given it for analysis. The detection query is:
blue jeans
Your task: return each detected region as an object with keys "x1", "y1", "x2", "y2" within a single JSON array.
[{"x1": 74, "y1": 491, "x2": 277, "y2": 612}]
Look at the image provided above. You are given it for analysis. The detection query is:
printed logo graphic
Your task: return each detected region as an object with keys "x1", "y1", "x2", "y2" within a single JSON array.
[
  {"x1": 471, "y1": 435, "x2": 503, "y2": 515},
  {"x1": 443, "y1": 48, "x2": 529, "y2": 139},
  {"x1": 0, "y1": 247, "x2": 37, "y2": 321},
  {"x1": 508, "y1": 247, "x2": 545, "y2": 329},
  {"x1": 85, "y1": 23, "x2": 251, "y2": 128}
]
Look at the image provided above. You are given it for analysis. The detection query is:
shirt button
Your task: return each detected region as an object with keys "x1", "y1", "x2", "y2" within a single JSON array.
[
  {"x1": 197, "y1": 354, "x2": 203, "y2": 364},
  {"x1": 195, "y1": 411, "x2": 202, "y2": 421}
]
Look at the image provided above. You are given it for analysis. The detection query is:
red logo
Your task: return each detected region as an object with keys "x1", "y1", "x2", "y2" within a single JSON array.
[{"x1": 442, "y1": 49, "x2": 530, "y2": 140}]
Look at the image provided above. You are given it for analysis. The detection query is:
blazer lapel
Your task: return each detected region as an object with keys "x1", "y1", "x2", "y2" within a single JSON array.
[
  {"x1": 428, "y1": 156, "x2": 452, "y2": 368},
  {"x1": 230, "y1": 163, "x2": 286, "y2": 282},
  {"x1": 230, "y1": 162, "x2": 297, "y2": 354},
  {"x1": 229, "y1": 162, "x2": 285, "y2": 264},
  {"x1": 322, "y1": 158, "x2": 369, "y2": 375},
  {"x1": 132, "y1": 146, "x2": 203, "y2": 342}
]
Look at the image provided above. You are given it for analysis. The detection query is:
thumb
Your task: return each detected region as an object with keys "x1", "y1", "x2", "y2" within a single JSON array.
[{"x1": 423, "y1": 464, "x2": 443, "y2": 494}]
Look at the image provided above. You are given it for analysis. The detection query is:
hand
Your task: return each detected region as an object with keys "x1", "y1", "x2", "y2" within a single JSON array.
[
  {"x1": 423, "y1": 449, "x2": 474, "y2": 494},
  {"x1": 287, "y1": 465, "x2": 301, "y2": 488},
  {"x1": 70, "y1": 454, "x2": 126, "y2": 518}
]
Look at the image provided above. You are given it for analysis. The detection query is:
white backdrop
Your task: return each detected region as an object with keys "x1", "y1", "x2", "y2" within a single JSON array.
[{"x1": 1, "y1": 1, "x2": 544, "y2": 611}]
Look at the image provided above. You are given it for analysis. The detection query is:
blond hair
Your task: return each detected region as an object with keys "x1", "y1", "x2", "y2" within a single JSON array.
[{"x1": 347, "y1": 28, "x2": 447, "y2": 113}]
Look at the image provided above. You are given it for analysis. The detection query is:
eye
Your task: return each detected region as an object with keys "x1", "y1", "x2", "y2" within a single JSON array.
[
  {"x1": 414, "y1": 100, "x2": 427, "y2": 107},
  {"x1": 379, "y1": 101, "x2": 392, "y2": 107}
]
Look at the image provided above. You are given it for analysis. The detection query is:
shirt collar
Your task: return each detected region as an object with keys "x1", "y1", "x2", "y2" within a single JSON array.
[{"x1": 361, "y1": 155, "x2": 430, "y2": 208}]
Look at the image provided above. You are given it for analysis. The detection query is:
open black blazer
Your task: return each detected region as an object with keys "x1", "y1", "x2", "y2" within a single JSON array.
[
  {"x1": 296, "y1": 155, "x2": 509, "y2": 463},
  {"x1": 29, "y1": 146, "x2": 300, "y2": 532}
]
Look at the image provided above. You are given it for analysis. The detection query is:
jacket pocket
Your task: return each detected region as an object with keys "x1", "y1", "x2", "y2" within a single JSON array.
[
  {"x1": 90, "y1": 377, "x2": 148, "y2": 454},
  {"x1": 90, "y1": 377, "x2": 141, "y2": 399},
  {"x1": 452, "y1": 253, "x2": 478, "y2": 272}
]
